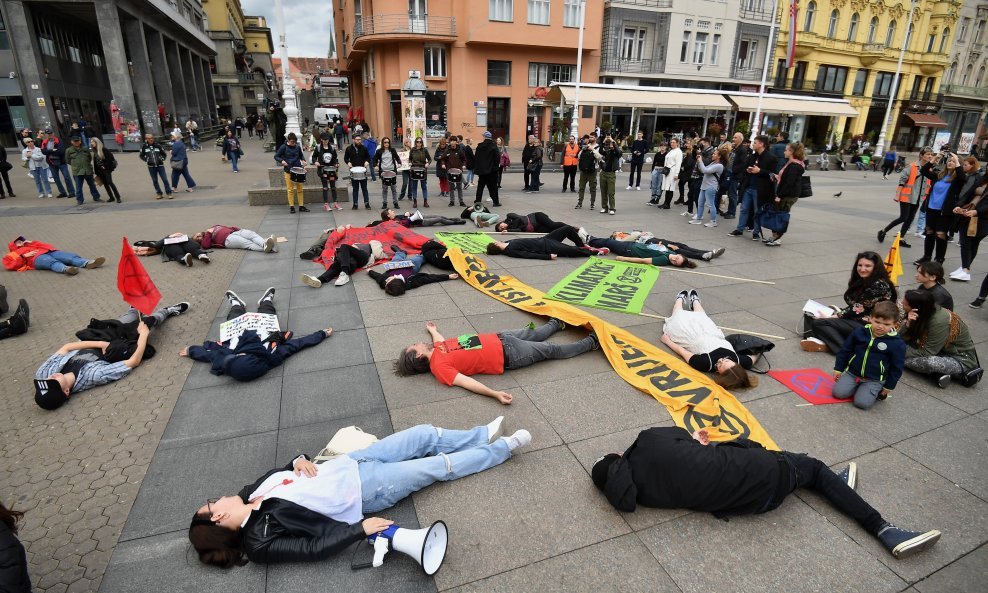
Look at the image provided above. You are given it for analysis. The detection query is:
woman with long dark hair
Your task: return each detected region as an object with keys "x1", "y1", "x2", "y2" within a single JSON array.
[
  {"x1": 802, "y1": 251, "x2": 897, "y2": 353},
  {"x1": 90, "y1": 137, "x2": 121, "y2": 203},
  {"x1": 0, "y1": 500, "x2": 32, "y2": 591},
  {"x1": 915, "y1": 153, "x2": 966, "y2": 265},
  {"x1": 948, "y1": 165, "x2": 987, "y2": 282},
  {"x1": 899, "y1": 289, "x2": 982, "y2": 388}
]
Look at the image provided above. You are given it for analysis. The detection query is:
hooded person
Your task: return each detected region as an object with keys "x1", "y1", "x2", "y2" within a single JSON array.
[{"x1": 5, "y1": 236, "x2": 104, "y2": 275}]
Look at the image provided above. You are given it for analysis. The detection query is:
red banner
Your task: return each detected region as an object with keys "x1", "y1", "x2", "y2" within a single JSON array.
[
  {"x1": 314, "y1": 221, "x2": 431, "y2": 269},
  {"x1": 118, "y1": 237, "x2": 162, "y2": 315}
]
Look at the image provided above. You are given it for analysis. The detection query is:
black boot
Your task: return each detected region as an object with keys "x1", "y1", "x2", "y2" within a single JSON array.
[
  {"x1": 929, "y1": 373, "x2": 952, "y2": 388},
  {"x1": 960, "y1": 367, "x2": 984, "y2": 387},
  {"x1": 0, "y1": 284, "x2": 7, "y2": 316}
]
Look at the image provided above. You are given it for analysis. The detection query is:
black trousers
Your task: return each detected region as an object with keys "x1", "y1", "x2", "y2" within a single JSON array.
[
  {"x1": 960, "y1": 220, "x2": 988, "y2": 269},
  {"x1": 0, "y1": 169, "x2": 12, "y2": 194},
  {"x1": 628, "y1": 162, "x2": 644, "y2": 187},
  {"x1": 687, "y1": 177, "x2": 702, "y2": 214},
  {"x1": 542, "y1": 226, "x2": 589, "y2": 258},
  {"x1": 529, "y1": 212, "x2": 567, "y2": 233},
  {"x1": 882, "y1": 202, "x2": 919, "y2": 238},
  {"x1": 562, "y1": 165, "x2": 577, "y2": 190},
  {"x1": 646, "y1": 238, "x2": 707, "y2": 260},
  {"x1": 523, "y1": 166, "x2": 531, "y2": 190},
  {"x1": 228, "y1": 299, "x2": 276, "y2": 320},
  {"x1": 677, "y1": 176, "x2": 689, "y2": 202},
  {"x1": 317, "y1": 244, "x2": 371, "y2": 282},
  {"x1": 804, "y1": 315, "x2": 862, "y2": 352},
  {"x1": 100, "y1": 169, "x2": 122, "y2": 201},
  {"x1": 319, "y1": 173, "x2": 337, "y2": 203},
  {"x1": 164, "y1": 240, "x2": 207, "y2": 264},
  {"x1": 421, "y1": 239, "x2": 454, "y2": 271},
  {"x1": 475, "y1": 173, "x2": 499, "y2": 205}
]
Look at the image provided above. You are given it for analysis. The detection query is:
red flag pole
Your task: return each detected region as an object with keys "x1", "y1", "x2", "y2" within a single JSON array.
[{"x1": 117, "y1": 237, "x2": 162, "y2": 315}]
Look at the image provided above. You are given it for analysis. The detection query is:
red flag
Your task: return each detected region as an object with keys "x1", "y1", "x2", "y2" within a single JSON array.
[{"x1": 117, "y1": 237, "x2": 161, "y2": 315}]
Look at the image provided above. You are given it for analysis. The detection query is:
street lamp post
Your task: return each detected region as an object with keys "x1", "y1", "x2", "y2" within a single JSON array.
[
  {"x1": 751, "y1": 0, "x2": 780, "y2": 141},
  {"x1": 874, "y1": 0, "x2": 917, "y2": 158},
  {"x1": 569, "y1": 0, "x2": 587, "y2": 139},
  {"x1": 274, "y1": 0, "x2": 301, "y2": 139}
]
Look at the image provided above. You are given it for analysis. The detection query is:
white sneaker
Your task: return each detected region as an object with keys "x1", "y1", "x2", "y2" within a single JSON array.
[
  {"x1": 951, "y1": 271, "x2": 971, "y2": 282},
  {"x1": 300, "y1": 274, "x2": 322, "y2": 288},
  {"x1": 704, "y1": 221, "x2": 718, "y2": 227},
  {"x1": 577, "y1": 227, "x2": 590, "y2": 243},
  {"x1": 949, "y1": 266, "x2": 964, "y2": 277},
  {"x1": 688, "y1": 219, "x2": 703, "y2": 225},
  {"x1": 487, "y1": 416, "x2": 505, "y2": 443},
  {"x1": 636, "y1": 186, "x2": 641, "y2": 191},
  {"x1": 335, "y1": 271, "x2": 351, "y2": 286},
  {"x1": 680, "y1": 210, "x2": 691, "y2": 216},
  {"x1": 626, "y1": 185, "x2": 633, "y2": 190},
  {"x1": 503, "y1": 429, "x2": 532, "y2": 451},
  {"x1": 608, "y1": 209, "x2": 616, "y2": 215},
  {"x1": 600, "y1": 208, "x2": 607, "y2": 213},
  {"x1": 264, "y1": 235, "x2": 276, "y2": 253}
]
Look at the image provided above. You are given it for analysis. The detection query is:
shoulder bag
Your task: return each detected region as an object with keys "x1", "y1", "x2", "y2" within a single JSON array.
[{"x1": 799, "y1": 175, "x2": 813, "y2": 198}]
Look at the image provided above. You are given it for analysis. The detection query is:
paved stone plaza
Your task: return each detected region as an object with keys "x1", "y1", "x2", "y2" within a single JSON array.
[{"x1": 0, "y1": 138, "x2": 985, "y2": 593}]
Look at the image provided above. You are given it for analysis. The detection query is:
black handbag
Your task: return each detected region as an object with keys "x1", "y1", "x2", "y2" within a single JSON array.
[
  {"x1": 725, "y1": 333, "x2": 775, "y2": 373},
  {"x1": 0, "y1": 161, "x2": 11, "y2": 172},
  {"x1": 799, "y1": 175, "x2": 813, "y2": 198}
]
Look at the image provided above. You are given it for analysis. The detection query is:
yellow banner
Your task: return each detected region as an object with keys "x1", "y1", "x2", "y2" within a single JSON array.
[{"x1": 448, "y1": 249, "x2": 778, "y2": 449}]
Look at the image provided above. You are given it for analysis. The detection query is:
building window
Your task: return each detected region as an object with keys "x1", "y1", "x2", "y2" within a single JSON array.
[
  {"x1": 978, "y1": 66, "x2": 986, "y2": 88},
  {"x1": 68, "y1": 46, "x2": 82, "y2": 63},
  {"x1": 711, "y1": 34, "x2": 720, "y2": 65},
  {"x1": 909, "y1": 75, "x2": 922, "y2": 99},
  {"x1": 817, "y1": 65, "x2": 848, "y2": 93},
  {"x1": 681, "y1": 31, "x2": 691, "y2": 62},
  {"x1": 939, "y1": 28, "x2": 950, "y2": 53},
  {"x1": 803, "y1": 1, "x2": 816, "y2": 32},
  {"x1": 927, "y1": 34, "x2": 935, "y2": 52},
  {"x1": 424, "y1": 46, "x2": 446, "y2": 77},
  {"x1": 946, "y1": 61, "x2": 956, "y2": 84},
  {"x1": 873, "y1": 72, "x2": 895, "y2": 97},
  {"x1": 827, "y1": 10, "x2": 839, "y2": 38},
  {"x1": 242, "y1": 86, "x2": 255, "y2": 99},
  {"x1": 852, "y1": 69, "x2": 868, "y2": 94},
  {"x1": 975, "y1": 20, "x2": 986, "y2": 44},
  {"x1": 885, "y1": 20, "x2": 896, "y2": 47},
  {"x1": 487, "y1": 60, "x2": 511, "y2": 85},
  {"x1": 958, "y1": 17, "x2": 969, "y2": 41},
  {"x1": 563, "y1": 0, "x2": 580, "y2": 27},
  {"x1": 528, "y1": 0, "x2": 549, "y2": 25},
  {"x1": 962, "y1": 64, "x2": 972, "y2": 85},
  {"x1": 698, "y1": 21, "x2": 710, "y2": 29},
  {"x1": 737, "y1": 38, "x2": 757, "y2": 69},
  {"x1": 368, "y1": 50, "x2": 375, "y2": 81},
  {"x1": 92, "y1": 53, "x2": 102, "y2": 67},
  {"x1": 693, "y1": 32, "x2": 707, "y2": 64},
  {"x1": 622, "y1": 27, "x2": 646, "y2": 61},
  {"x1": 867, "y1": 17, "x2": 878, "y2": 43},
  {"x1": 425, "y1": 90, "x2": 447, "y2": 137},
  {"x1": 214, "y1": 85, "x2": 230, "y2": 101},
  {"x1": 490, "y1": 0, "x2": 513, "y2": 22},
  {"x1": 923, "y1": 77, "x2": 935, "y2": 100},
  {"x1": 39, "y1": 36, "x2": 55, "y2": 56},
  {"x1": 847, "y1": 13, "x2": 859, "y2": 41},
  {"x1": 529, "y1": 62, "x2": 574, "y2": 85},
  {"x1": 684, "y1": 19, "x2": 693, "y2": 27}
]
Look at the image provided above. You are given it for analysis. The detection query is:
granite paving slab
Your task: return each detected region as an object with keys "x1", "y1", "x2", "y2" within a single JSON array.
[
  {"x1": 375, "y1": 360, "x2": 522, "y2": 410},
  {"x1": 894, "y1": 415, "x2": 988, "y2": 501},
  {"x1": 279, "y1": 364, "x2": 387, "y2": 429},
  {"x1": 914, "y1": 544, "x2": 988, "y2": 593},
  {"x1": 282, "y1": 328, "x2": 375, "y2": 375}
]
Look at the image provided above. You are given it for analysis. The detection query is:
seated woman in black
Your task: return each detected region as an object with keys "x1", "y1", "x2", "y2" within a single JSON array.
[
  {"x1": 802, "y1": 251, "x2": 897, "y2": 353},
  {"x1": 658, "y1": 289, "x2": 758, "y2": 389}
]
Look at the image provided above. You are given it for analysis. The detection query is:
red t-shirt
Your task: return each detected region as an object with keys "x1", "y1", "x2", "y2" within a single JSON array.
[{"x1": 429, "y1": 333, "x2": 505, "y2": 386}]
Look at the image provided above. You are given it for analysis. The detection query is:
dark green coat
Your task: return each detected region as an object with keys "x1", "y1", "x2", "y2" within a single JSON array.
[{"x1": 64, "y1": 145, "x2": 94, "y2": 176}]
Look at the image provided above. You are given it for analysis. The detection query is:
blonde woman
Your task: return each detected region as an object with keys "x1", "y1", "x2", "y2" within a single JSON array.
[{"x1": 90, "y1": 138, "x2": 121, "y2": 203}]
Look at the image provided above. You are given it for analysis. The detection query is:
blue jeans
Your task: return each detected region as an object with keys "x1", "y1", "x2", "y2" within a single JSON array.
[
  {"x1": 74, "y1": 175, "x2": 100, "y2": 202},
  {"x1": 170, "y1": 161, "x2": 197, "y2": 189},
  {"x1": 466, "y1": 169, "x2": 475, "y2": 185},
  {"x1": 33, "y1": 250, "x2": 88, "y2": 273},
  {"x1": 499, "y1": 319, "x2": 594, "y2": 369},
  {"x1": 735, "y1": 187, "x2": 761, "y2": 236},
  {"x1": 351, "y1": 179, "x2": 369, "y2": 206},
  {"x1": 51, "y1": 163, "x2": 75, "y2": 196},
  {"x1": 148, "y1": 165, "x2": 172, "y2": 196},
  {"x1": 832, "y1": 372, "x2": 884, "y2": 410},
  {"x1": 697, "y1": 187, "x2": 719, "y2": 221},
  {"x1": 408, "y1": 178, "x2": 428, "y2": 202},
  {"x1": 351, "y1": 424, "x2": 510, "y2": 513},
  {"x1": 228, "y1": 152, "x2": 239, "y2": 172},
  {"x1": 915, "y1": 208, "x2": 927, "y2": 234},
  {"x1": 392, "y1": 250, "x2": 424, "y2": 274},
  {"x1": 649, "y1": 169, "x2": 663, "y2": 197},
  {"x1": 727, "y1": 175, "x2": 740, "y2": 216},
  {"x1": 31, "y1": 169, "x2": 52, "y2": 195}
]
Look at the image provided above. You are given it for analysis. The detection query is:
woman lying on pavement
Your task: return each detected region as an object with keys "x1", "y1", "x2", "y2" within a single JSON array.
[
  {"x1": 370, "y1": 208, "x2": 465, "y2": 228},
  {"x1": 189, "y1": 418, "x2": 531, "y2": 567},
  {"x1": 368, "y1": 244, "x2": 459, "y2": 296},
  {"x1": 133, "y1": 234, "x2": 210, "y2": 267},
  {"x1": 192, "y1": 225, "x2": 278, "y2": 253},
  {"x1": 484, "y1": 225, "x2": 608, "y2": 259},
  {"x1": 658, "y1": 289, "x2": 758, "y2": 389},
  {"x1": 582, "y1": 229, "x2": 726, "y2": 263},
  {"x1": 494, "y1": 211, "x2": 569, "y2": 234}
]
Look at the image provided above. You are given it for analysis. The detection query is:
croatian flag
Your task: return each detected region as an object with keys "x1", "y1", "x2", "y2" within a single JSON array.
[{"x1": 786, "y1": 0, "x2": 799, "y2": 69}]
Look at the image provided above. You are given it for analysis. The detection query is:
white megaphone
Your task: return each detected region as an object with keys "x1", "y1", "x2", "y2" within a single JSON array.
[{"x1": 369, "y1": 521, "x2": 448, "y2": 576}]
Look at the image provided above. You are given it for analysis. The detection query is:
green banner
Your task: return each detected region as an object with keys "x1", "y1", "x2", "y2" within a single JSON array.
[
  {"x1": 434, "y1": 232, "x2": 495, "y2": 254},
  {"x1": 545, "y1": 257, "x2": 659, "y2": 314}
]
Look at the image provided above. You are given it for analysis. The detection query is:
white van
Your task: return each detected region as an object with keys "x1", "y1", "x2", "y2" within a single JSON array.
[{"x1": 313, "y1": 107, "x2": 342, "y2": 126}]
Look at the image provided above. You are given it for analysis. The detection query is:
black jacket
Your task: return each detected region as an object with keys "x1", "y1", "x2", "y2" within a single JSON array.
[
  {"x1": 312, "y1": 144, "x2": 339, "y2": 170},
  {"x1": 578, "y1": 144, "x2": 600, "y2": 172},
  {"x1": 462, "y1": 144, "x2": 476, "y2": 169},
  {"x1": 630, "y1": 139, "x2": 649, "y2": 164},
  {"x1": 600, "y1": 146, "x2": 622, "y2": 173},
  {"x1": 93, "y1": 149, "x2": 117, "y2": 176},
  {"x1": 368, "y1": 269, "x2": 450, "y2": 290},
  {"x1": 740, "y1": 149, "x2": 779, "y2": 202},
  {"x1": 474, "y1": 139, "x2": 499, "y2": 175},
  {"x1": 600, "y1": 427, "x2": 782, "y2": 518},
  {"x1": 239, "y1": 457, "x2": 366, "y2": 564},
  {"x1": 343, "y1": 144, "x2": 370, "y2": 169},
  {"x1": 0, "y1": 521, "x2": 31, "y2": 592},
  {"x1": 138, "y1": 142, "x2": 168, "y2": 167},
  {"x1": 731, "y1": 144, "x2": 752, "y2": 176},
  {"x1": 775, "y1": 161, "x2": 805, "y2": 199},
  {"x1": 521, "y1": 143, "x2": 534, "y2": 165}
]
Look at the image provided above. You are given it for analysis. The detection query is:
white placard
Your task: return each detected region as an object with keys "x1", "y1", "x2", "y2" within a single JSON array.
[{"x1": 219, "y1": 312, "x2": 281, "y2": 343}]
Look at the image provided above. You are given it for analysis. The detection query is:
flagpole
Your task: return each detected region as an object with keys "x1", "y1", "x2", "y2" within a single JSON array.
[
  {"x1": 874, "y1": 0, "x2": 917, "y2": 159},
  {"x1": 751, "y1": 0, "x2": 781, "y2": 141}
]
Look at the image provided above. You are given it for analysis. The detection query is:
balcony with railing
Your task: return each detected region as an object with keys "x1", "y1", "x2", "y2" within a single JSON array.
[
  {"x1": 940, "y1": 84, "x2": 982, "y2": 99},
  {"x1": 351, "y1": 14, "x2": 456, "y2": 51},
  {"x1": 739, "y1": 1, "x2": 779, "y2": 23},
  {"x1": 774, "y1": 78, "x2": 845, "y2": 97},
  {"x1": 731, "y1": 64, "x2": 771, "y2": 81},
  {"x1": 600, "y1": 56, "x2": 664, "y2": 75},
  {"x1": 604, "y1": 0, "x2": 673, "y2": 8}
]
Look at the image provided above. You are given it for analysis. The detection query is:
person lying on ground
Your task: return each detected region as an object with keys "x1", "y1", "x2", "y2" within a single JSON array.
[
  {"x1": 370, "y1": 208, "x2": 465, "y2": 228},
  {"x1": 0, "y1": 285, "x2": 28, "y2": 341},
  {"x1": 899, "y1": 289, "x2": 982, "y2": 388},
  {"x1": 188, "y1": 419, "x2": 531, "y2": 567},
  {"x1": 193, "y1": 226, "x2": 278, "y2": 253},
  {"x1": 300, "y1": 232, "x2": 385, "y2": 288},
  {"x1": 591, "y1": 229, "x2": 727, "y2": 263},
  {"x1": 658, "y1": 289, "x2": 757, "y2": 389},
  {"x1": 368, "y1": 245, "x2": 458, "y2": 296},
  {"x1": 462, "y1": 204, "x2": 499, "y2": 228},
  {"x1": 591, "y1": 426, "x2": 941, "y2": 559},
  {"x1": 495, "y1": 211, "x2": 569, "y2": 234},
  {"x1": 34, "y1": 302, "x2": 189, "y2": 409},
  {"x1": 133, "y1": 234, "x2": 210, "y2": 267},
  {"x1": 4, "y1": 236, "x2": 105, "y2": 275},
  {"x1": 181, "y1": 288, "x2": 331, "y2": 382},
  {"x1": 832, "y1": 300, "x2": 906, "y2": 409},
  {"x1": 298, "y1": 226, "x2": 343, "y2": 261},
  {"x1": 485, "y1": 226, "x2": 608, "y2": 260},
  {"x1": 394, "y1": 319, "x2": 599, "y2": 404}
]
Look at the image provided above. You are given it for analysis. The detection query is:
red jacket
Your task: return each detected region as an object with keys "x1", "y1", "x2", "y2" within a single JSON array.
[
  {"x1": 4, "y1": 239, "x2": 56, "y2": 270},
  {"x1": 199, "y1": 225, "x2": 239, "y2": 249}
]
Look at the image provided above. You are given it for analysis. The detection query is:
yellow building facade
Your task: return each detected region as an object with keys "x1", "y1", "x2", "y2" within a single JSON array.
[{"x1": 772, "y1": 0, "x2": 960, "y2": 149}]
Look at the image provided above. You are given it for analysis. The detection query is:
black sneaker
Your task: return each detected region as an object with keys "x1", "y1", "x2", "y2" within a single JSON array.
[
  {"x1": 728, "y1": 229, "x2": 743, "y2": 237},
  {"x1": 876, "y1": 523, "x2": 941, "y2": 559},
  {"x1": 225, "y1": 290, "x2": 245, "y2": 309},
  {"x1": 258, "y1": 287, "x2": 276, "y2": 305},
  {"x1": 352, "y1": 205, "x2": 358, "y2": 210},
  {"x1": 899, "y1": 240, "x2": 911, "y2": 249},
  {"x1": 448, "y1": 201, "x2": 454, "y2": 207},
  {"x1": 675, "y1": 290, "x2": 689, "y2": 302},
  {"x1": 970, "y1": 297, "x2": 985, "y2": 309},
  {"x1": 877, "y1": 229, "x2": 886, "y2": 243},
  {"x1": 960, "y1": 367, "x2": 984, "y2": 388},
  {"x1": 365, "y1": 203, "x2": 372, "y2": 210},
  {"x1": 0, "y1": 284, "x2": 7, "y2": 316},
  {"x1": 298, "y1": 206, "x2": 310, "y2": 213},
  {"x1": 299, "y1": 248, "x2": 318, "y2": 260},
  {"x1": 837, "y1": 462, "x2": 857, "y2": 490},
  {"x1": 289, "y1": 206, "x2": 296, "y2": 213},
  {"x1": 588, "y1": 332, "x2": 600, "y2": 351},
  {"x1": 168, "y1": 302, "x2": 191, "y2": 315},
  {"x1": 15, "y1": 299, "x2": 29, "y2": 329}
]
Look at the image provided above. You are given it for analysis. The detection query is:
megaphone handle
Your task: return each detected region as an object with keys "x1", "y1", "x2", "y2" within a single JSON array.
[{"x1": 371, "y1": 535, "x2": 390, "y2": 568}]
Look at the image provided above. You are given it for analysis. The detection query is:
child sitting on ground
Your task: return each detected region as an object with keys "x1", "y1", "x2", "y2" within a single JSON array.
[
  {"x1": 914, "y1": 261, "x2": 954, "y2": 311},
  {"x1": 832, "y1": 300, "x2": 906, "y2": 410}
]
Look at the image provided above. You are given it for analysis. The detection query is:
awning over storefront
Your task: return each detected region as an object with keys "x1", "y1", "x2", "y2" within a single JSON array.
[
  {"x1": 904, "y1": 113, "x2": 949, "y2": 128},
  {"x1": 547, "y1": 84, "x2": 732, "y2": 110},
  {"x1": 726, "y1": 94, "x2": 858, "y2": 117}
]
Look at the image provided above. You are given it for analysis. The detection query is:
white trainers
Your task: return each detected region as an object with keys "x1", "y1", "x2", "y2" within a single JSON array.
[
  {"x1": 951, "y1": 270, "x2": 971, "y2": 282},
  {"x1": 680, "y1": 210, "x2": 691, "y2": 216},
  {"x1": 577, "y1": 227, "x2": 590, "y2": 243},
  {"x1": 264, "y1": 235, "x2": 276, "y2": 253},
  {"x1": 300, "y1": 274, "x2": 322, "y2": 288},
  {"x1": 335, "y1": 271, "x2": 351, "y2": 286},
  {"x1": 949, "y1": 266, "x2": 965, "y2": 278},
  {"x1": 636, "y1": 186, "x2": 641, "y2": 191},
  {"x1": 487, "y1": 416, "x2": 505, "y2": 443},
  {"x1": 688, "y1": 219, "x2": 702, "y2": 225},
  {"x1": 626, "y1": 185, "x2": 633, "y2": 190},
  {"x1": 600, "y1": 208, "x2": 607, "y2": 213},
  {"x1": 503, "y1": 429, "x2": 532, "y2": 451},
  {"x1": 704, "y1": 221, "x2": 718, "y2": 227}
]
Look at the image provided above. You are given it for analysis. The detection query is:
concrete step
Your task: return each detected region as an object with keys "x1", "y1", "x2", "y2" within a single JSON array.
[{"x1": 247, "y1": 186, "x2": 351, "y2": 206}]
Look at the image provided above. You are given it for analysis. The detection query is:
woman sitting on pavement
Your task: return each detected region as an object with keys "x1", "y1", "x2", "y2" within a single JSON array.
[
  {"x1": 899, "y1": 289, "x2": 982, "y2": 388},
  {"x1": 133, "y1": 234, "x2": 210, "y2": 267},
  {"x1": 368, "y1": 245, "x2": 459, "y2": 297},
  {"x1": 494, "y1": 211, "x2": 568, "y2": 234},
  {"x1": 193, "y1": 225, "x2": 277, "y2": 253},
  {"x1": 802, "y1": 251, "x2": 897, "y2": 353},
  {"x1": 581, "y1": 229, "x2": 723, "y2": 267},
  {"x1": 189, "y1": 418, "x2": 530, "y2": 567},
  {"x1": 914, "y1": 261, "x2": 954, "y2": 310},
  {"x1": 485, "y1": 225, "x2": 607, "y2": 259},
  {"x1": 658, "y1": 289, "x2": 758, "y2": 389}
]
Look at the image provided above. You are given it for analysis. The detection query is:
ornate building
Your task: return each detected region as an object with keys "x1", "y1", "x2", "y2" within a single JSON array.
[{"x1": 939, "y1": 2, "x2": 987, "y2": 155}]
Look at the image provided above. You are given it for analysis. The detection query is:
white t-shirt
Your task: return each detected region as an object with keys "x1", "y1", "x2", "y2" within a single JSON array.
[{"x1": 247, "y1": 455, "x2": 363, "y2": 525}]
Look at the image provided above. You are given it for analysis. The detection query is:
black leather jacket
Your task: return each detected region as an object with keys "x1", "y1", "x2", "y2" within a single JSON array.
[{"x1": 239, "y1": 456, "x2": 366, "y2": 564}]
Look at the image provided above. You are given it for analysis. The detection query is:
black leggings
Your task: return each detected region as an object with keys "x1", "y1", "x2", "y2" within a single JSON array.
[
  {"x1": 562, "y1": 165, "x2": 577, "y2": 190},
  {"x1": 319, "y1": 174, "x2": 337, "y2": 203},
  {"x1": 540, "y1": 226, "x2": 590, "y2": 258},
  {"x1": 678, "y1": 177, "x2": 689, "y2": 201},
  {"x1": 163, "y1": 240, "x2": 206, "y2": 264},
  {"x1": 882, "y1": 202, "x2": 919, "y2": 238},
  {"x1": 101, "y1": 169, "x2": 122, "y2": 201},
  {"x1": 628, "y1": 162, "x2": 643, "y2": 188},
  {"x1": 959, "y1": 219, "x2": 988, "y2": 269},
  {"x1": 0, "y1": 169, "x2": 11, "y2": 194},
  {"x1": 646, "y1": 238, "x2": 707, "y2": 260},
  {"x1": 803, "y1": 315, "x2": 862, "y2": 353},
  {"x1": 317, "y1": 244, "x2": 371, "y2": 282},
  {"x1": 881, "y1": 161, "x2": 894, "y2": 176},
  {"x1": 421, "y1": 239, "x2": 454, "y2": 271},
  {"x1": 687, "y1": 178, "x2": 701, "y2": 214}
]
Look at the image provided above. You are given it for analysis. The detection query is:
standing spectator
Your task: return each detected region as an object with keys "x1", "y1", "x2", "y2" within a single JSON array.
[
  {"x1": 523, "y1": 136, "x2": 544, "y2": 193},
  {"x1": 461, "y1": 136, "x2": 476, "y2": 188},
  {"x1": 474, "y1": 131, "x2": 501, "y2": 207},
  {"x1": 598, "y1": 137, "x2": 622, "y2": 215},
  {"x1": 916, "y1": 153, "x2": 967, "y2": 265},
  {"x1": 627, "y1": 130, "x2": 648, "y2": 191},
  {"x1": 220, "y1": 129, "x2": 242, "y2": 173},
  {"x1": 169, "y1": 132, "x2": 197, "y2": 193},
  {"x1": 561, "y1": 135, "x2": 579, "y2": 193},
  {"x1": 344, "y1": 133, "x2": 371, "y2": 210},
  {"x1": 334, "y1": 119, "x2": 346, "y2": 151},
  {"x1": 647, "y1": 142, "x2": 667, "y2": 205},
  {"x1": 762, "y1": 142, "x2": 806, "y2": 246},
  {"x1": 496, "y1": 137, "x2": 508, "y2": 188},
  {"x1": 878, "y1": 148, "x2": 935, "y2": 249},
  {"x1": 692, "y1": 146, "x2": 727, "y2": 228},
  {"x1": 726, "y1": 133, "x2": 750, "y2": 219},
  {"x1": 397, "y1": 139, "x2": 411, "y2": 202},
  {"x1": 521, "y1": 135, "x2": 535, "y2": 191},
  {"x1": 139, "y1": 133, "x2": 173, "y2": 200},
  {"x1": 234, "y1": 117, "x2": 244, "y2": 138},
  {"x1": 312, "y1": 133, "x2": 341, "y2": 211},
  {"x1": 364, "y1": 132, "x2": 379, "y2": 181},
  {"x1": 676, "y1": 139, "x2": 695, "y2": 206},
  {"x1": 769, "y1": 131, "x2": 788, "y2": 171},
  {"x1": 881, "y1": 145, "x2": 898, "y2": 179},
  {"x1": 0, "y1": 145, "x2": 14, "y2": 198},
  {"x1": 407, "y1": 136, "x2": 432, "y2": 208},
  {"x1": 373, "y1": 136, "x2": 402, "y2": 209},
  {"x1": 434, "y1": 136, "x2": 449, "y2": 199},
  {"x1": 659, "y1": 137, "x2": 683, "y2": 209},
  {"x1": 440, "y1": 136, "x2": 467, "y2": 207},
  {"x1": 728, "y1": 135, "x2": 778, "y2": 240},
  {"x1": 90, "y1": 138, "x2": 121, "y2": 203},
  {"x1": 686, "y1": 138, "x2": 713, "y2": 216},
  {"x1": 186, "y1": 118, "x2": 200, "y2": 150},
  {"x1": 576, "y1": 133, "x2": 601, "y2": 209},
  {"x1": 245, "y1": 113, "x2": 257, "y2": 138},
  {"x1": 255, "y1": 117, "x2": 267, "y2": 140},
  {"x1": 21, "y1": 138, "x2": 52, "y2": 198},
  {"x1": 40, "y1": 128, "x2": 75, "y2": 198},
  {"x1": 65, "y1": 136, "x2": 101, "y2": 203},
  {"x1": 19, "y1": 128, "x2": 35, "y2": 148},
  {"x1": 274, "y1": 133, "x2": 308, "y2": 213}
]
